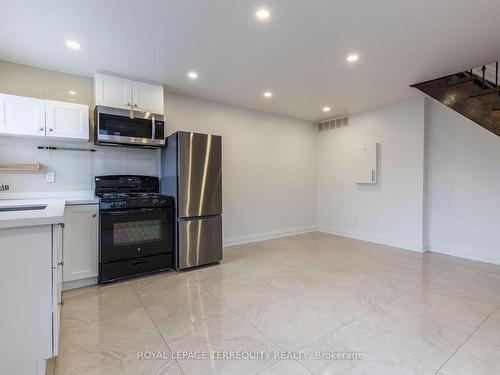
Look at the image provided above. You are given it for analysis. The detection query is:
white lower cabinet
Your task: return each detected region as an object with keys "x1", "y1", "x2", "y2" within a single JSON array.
[
  {"x1": 52, "y1": 224, "x2": 63, "y2": 356},
  {"x1": 63, "y1": 204, "x2": 99, "y2": 285},
  {"x1": 0, "y1": 224, "x2": 62, "y2": 375}
]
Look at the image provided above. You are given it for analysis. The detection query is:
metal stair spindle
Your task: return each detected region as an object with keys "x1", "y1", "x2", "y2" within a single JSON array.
[
  {"x1": 496, "y1": 62, "x2": 498, "y2": 86},
  {"x1": 481, "y1": 65, "x2": 486, "y2": 89}
]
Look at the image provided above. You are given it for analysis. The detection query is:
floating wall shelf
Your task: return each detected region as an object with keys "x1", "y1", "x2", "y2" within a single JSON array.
[{"x1": 0, "y1": 163, "x2": 41, "y2": 172}]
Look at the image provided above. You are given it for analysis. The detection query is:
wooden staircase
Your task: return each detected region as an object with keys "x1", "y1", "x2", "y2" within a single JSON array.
[{"x1": 411, "y1": 62, "x2": 500, "y2": 137}]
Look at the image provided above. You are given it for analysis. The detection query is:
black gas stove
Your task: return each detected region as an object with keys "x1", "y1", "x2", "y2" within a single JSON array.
[{"x1": 95, "y1": 175, "x2": 174, "y2": 283}]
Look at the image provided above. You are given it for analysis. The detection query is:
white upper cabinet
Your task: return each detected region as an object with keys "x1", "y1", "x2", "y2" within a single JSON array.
[
  {"x1": 94, "y1": 73, "x2": 132, "y2": 110},
  {"x1": 0, "y1": 93, "x2": 89, "y2": 141},
  {"x1": 95, "y1": 73, "x2": 164, "y2": 114},
  {"x1": 0, "y1": 93, "x2": 46, "y2": 137},
  {"x1": 132, "y1": 81, "x2": 164, "y2": 114},
  {"x1": 45, "y1": 100, "x2": 89, "y2": 140}
]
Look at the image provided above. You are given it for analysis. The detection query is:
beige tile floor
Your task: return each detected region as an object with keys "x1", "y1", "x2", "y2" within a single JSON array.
[{"x1": 48, "y1": 232, "x2": 500, "y2": 375}]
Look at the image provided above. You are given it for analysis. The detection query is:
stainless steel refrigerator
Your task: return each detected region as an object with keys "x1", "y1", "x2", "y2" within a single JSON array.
[{"x1": 161, "y1": 131, "x2": 222, "y2": 270}]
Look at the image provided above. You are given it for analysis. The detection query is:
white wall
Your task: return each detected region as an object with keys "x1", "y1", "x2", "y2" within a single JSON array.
[
  {"x1": 427, "y1": 100, "x2": 500, "y2": 265},
  {"x1": 164, "y1": 93, "x2": 317, "y2": 245},
  {"x1": 317, "y1": 98, "x2": 426, "y2": 252}
]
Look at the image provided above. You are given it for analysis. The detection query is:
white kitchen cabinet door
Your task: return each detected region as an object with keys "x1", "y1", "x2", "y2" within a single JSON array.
[
  {"x1": 52, "y1": 304, "x2": 61, "y2": 357},
  {"x1": 63, "y1": 204, "x2": 99, "y2": 282},
  {"x1": 355, "y1": 143, "x2": 378, "y2": 184},
  {"x1": 0, "y1": 93, "x2": 46, "y2": 137},
  {"x1": 0, "y1": 225, "x2": 53, "y2": 374},
  {"x1": 51, "y1": 224, "x2": 63, "y2": 356},
  {"x1": 132, "y1": 80, "x2": 164, "y2": 114},
  {"x1": 94, "y1": 73, "x2": 132, "y2": 110},
  {"x1": 45, "y1": 100, "x2": 89, "y2": 140}
]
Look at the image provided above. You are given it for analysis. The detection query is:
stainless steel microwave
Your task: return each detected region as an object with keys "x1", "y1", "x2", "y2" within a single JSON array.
[{"x1": 94, "y1": 106, "x2": 166, "y2": 148}]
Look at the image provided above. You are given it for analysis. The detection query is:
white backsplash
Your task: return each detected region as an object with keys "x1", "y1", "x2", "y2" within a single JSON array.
[{"x1": 0, "y1": 136, "x2": 159, "y2": 193}]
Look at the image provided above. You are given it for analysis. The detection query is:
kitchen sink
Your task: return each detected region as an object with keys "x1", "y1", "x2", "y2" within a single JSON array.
[{"x1": 0, "y1": 204, "x2": 47, "y2": 212}]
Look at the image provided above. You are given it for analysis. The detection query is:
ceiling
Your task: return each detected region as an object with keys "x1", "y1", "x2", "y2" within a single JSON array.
[{"x1": 1, "y1": 0, "x2": 500, "y2": 121}]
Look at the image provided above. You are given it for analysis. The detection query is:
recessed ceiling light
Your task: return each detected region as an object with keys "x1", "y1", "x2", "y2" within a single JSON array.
[
  {"x1": 263, "y1": 91, "x2": 272, "y2": 98},
  {"x1": 68, "y1": 90, "x2": 77, "y2": 95},
  {"x1": 188, "y1": 71, "x2": 198, "y2": 79},
  {"x1": 323, "y1": 106, "x2": 331, "y2": 112},
  {"x1": 347, "y1": 54, "x2": 359, "y2": 63},
  {"x1": 256, "y1": 8, "x2": 270, "y2": 20},
  {"x1": 66, "y1": 40, "x2": 81, "y2": 50}
]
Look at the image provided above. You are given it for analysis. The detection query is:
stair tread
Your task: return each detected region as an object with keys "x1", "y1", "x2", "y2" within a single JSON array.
[
  {"x1": 470, "y1": 87, "x2": 500, "y2": 97},
  {"x1": 448, "y1": 76, "x2": 475, "y2": 86}
]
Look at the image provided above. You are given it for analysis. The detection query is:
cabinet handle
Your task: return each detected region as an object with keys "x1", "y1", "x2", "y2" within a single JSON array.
[
  {"x1": 127, "y1": 102, "x2": 131, "y2": 107},
  {"x1": 39, "y1": 127, "x2": 44, "y2": 131},
  {"x1": 134, "y1": 104, "x2": 138, "y2": 108},
  {"x1": 58, "y1": 302, "x2": 63, "y2": 306},
  {"x1": 371, "y1": 169, "x2": 375, "y2": 182},
  {"x1": 49, "y1": 128, "x2": 53, "y2": 132},
  {"x1": 58, "y1": 261, "x2": 64, "y2": 266},
  {"x1": 92, "y1": 214, "x2": 97, "y2": 218}
]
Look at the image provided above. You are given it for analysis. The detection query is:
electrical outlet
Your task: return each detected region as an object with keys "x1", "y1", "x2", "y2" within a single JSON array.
[{"x1": 46, "y1": 171, "x2": 55, "y2": 183}]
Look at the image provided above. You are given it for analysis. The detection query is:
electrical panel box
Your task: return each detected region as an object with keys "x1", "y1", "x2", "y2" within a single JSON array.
[{"x1": 355, "y1": 143, "x2": 377, "y2": 184}]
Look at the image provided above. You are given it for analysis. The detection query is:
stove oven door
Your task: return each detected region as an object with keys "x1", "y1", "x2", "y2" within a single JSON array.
[{"x1": 100, "y1": 207, "x2": 174, "y2": 263}]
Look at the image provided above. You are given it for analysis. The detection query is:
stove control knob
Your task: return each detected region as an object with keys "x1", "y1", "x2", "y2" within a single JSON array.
[{"x1": 152, "y1": 199, "x2": 159, "y2": 205}]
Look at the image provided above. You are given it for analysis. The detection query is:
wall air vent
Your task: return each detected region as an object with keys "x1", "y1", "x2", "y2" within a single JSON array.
[{"x1": 317, "y1": 116, "x2": 349, "y2": 132}]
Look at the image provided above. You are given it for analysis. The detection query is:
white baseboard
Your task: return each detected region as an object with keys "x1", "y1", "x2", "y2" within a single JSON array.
[
  {"x1": 429, "y1": 242, "x2": 500, "y2": 266},
  {"x1": 223, "y1": 225, "x2": 499, "y2": 268},
  {"x1": 317, "y1": 225, "x2": 424, "y2": 253},
  {"x1": 62, "y1": 277, "x2": 98, "y2": 291},
  {"x1": 224, "y1": 225, "x2": 317, "y2": 247}
]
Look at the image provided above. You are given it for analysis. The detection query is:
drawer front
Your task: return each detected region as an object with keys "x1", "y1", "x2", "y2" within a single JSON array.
[{"x1": 99, "y1": 253, "x2": 173, "y2": 283}]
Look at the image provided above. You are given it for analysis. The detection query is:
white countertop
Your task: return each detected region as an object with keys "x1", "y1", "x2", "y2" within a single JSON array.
[{"x1": 0, "y1": 191, "x2": 99, "y2": 229}]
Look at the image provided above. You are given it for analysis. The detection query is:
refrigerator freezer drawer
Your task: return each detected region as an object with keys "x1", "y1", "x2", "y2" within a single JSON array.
[{"x1": 178, "y1": 215, "x2": 222, "y2": 269}]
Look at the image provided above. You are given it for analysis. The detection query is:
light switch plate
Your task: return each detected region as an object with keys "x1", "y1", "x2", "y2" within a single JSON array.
[{"x1": 46, "y1": 171, "x2": 55, "y2": 183}]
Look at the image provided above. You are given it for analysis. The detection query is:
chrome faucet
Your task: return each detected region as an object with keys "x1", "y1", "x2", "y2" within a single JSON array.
[{"x1": 0, "y1": 184, "x2": 10, "y2": 192}]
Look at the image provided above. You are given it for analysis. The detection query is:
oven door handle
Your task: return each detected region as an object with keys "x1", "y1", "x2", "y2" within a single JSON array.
[{"x1": 100, "y1": 208, "x2": 169, "y2": 215}]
